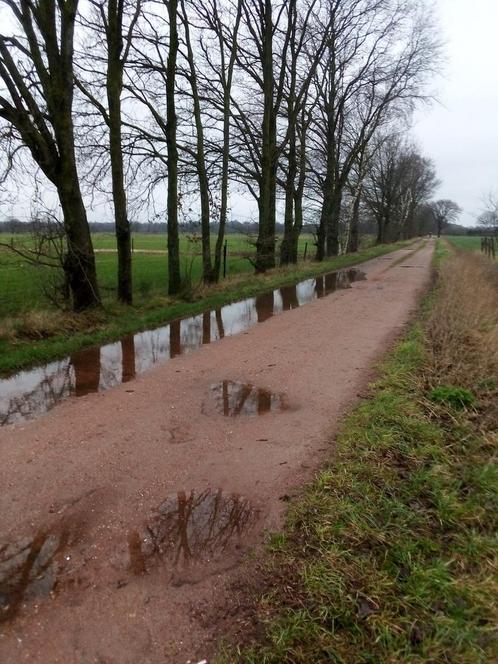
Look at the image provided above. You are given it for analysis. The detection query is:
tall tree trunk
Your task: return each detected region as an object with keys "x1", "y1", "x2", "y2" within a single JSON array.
[
  {"x1": 349, "y1": 186, "x2": 361, "y2": 253},
  {"x1": 288, "y1": 111, "x2": 308, "y2": 263},
  {"x1": 58, "y1": 152, "x2": 100, "y2": 311},
  {"x1": 291, "y1": 190, "x2": 303, "y2": 263},
  {"x1": 166, "y1": 0, "x2": 181, "y2": 295},
  {"x1": 376, "y1": 215, "x2": 384, "y2": 244},
  {"x1": 181, "y1": 0, "x2": 212, "y2": 283},
  {"x1": 255, "y1": 0, "x2": 276, "y2": 273},
  {"x1": 377, "y1": 210, "x2": 390, "y2": 244},
  {"x1": 107, "y1": 0, "x2": 132, "y2": 304},
  {"x1": 316, "y1": 166, "x2": 334, "y2": 261},
  {"x1": 0, "y1": 0, "x2": 101, "y2": 310},
  {"x1": 211, "y1": 0, "x2": 242, "y2": 283},
  {"x1": 280, "y1": 128, "x2": 297, "y2": 266},
  {"x1": 326, "y1": 187, "x2": 342, "y2": 256},
  {"x1": 54, "y1": 2, "x2": 100, "y2": 309}
]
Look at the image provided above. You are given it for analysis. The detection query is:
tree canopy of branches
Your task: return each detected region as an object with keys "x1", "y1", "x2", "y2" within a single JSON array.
[
  {"x1": 0, "y1": 0, "x2": 100, "y2": 310},
  {"x1": 0, "y1": 0, "x2": 444, "y2": 311},
  {"x1": 430, "y1": 199, "x2": 462, "y2": 238}
]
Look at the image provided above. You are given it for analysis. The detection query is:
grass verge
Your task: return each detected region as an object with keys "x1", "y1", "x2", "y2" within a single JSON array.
[
  {"x1": 218, "y1": 246, "x2": 498, "y2": 663},
  {"x1": 0, "y1": 239, "x2": 414, "y2": 376}
]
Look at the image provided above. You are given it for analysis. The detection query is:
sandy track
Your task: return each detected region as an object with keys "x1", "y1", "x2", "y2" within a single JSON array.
[{"x1": 0, "y1": 241, "x2": 434, "y2": 664}]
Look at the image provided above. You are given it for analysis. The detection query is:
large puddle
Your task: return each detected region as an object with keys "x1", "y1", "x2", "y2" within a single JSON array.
[
  {"x1": 127, "y1": 489, "x2": 254, "y2": 582},
  {"x1": 0, "y1": 490, "x2": 253, "y2": 622},
  {"x1": 0, "y1": 268, "x2": 366, "y2": 425}
]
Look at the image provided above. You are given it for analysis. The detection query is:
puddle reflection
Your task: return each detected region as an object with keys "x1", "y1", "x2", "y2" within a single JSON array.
[
  {"x1": 0, "y1": 527, "x2": 75, "y2": 623},
  {"x1": 0, "y1": 268, "x2": 366, "y2": 425},
  {"x1": 211, "y1": 381, "x2": 285, "y2": 417},
  {"x1": 128, "y1": 490, "x2": 253, "y2": 576}
]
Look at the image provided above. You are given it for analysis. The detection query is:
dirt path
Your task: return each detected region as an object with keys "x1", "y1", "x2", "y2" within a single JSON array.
[{"x1": 0, "y1": 241, "x2": 434, "y2": 664}]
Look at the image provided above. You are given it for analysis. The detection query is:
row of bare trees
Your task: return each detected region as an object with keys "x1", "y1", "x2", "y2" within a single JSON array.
[{"x1": 0, "y1": 0, "x2": 443, "y2": 311}]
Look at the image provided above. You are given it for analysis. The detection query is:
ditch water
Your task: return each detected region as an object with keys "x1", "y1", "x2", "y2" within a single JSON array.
[{"x1": 0, "y1": 268, "x2": 366, "y2": 426}]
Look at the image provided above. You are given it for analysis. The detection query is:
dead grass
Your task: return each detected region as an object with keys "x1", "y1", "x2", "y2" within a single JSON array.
[
  {"x1": 0, "y1": 309, "x2": 107, "y2": 342},
  {"x1": 426, "y1": 252, "x2": 498, "y2": 387}
]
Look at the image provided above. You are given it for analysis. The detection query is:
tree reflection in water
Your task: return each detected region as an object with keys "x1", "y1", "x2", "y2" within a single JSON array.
[
  {"x1": 211, "y1": 380, "x2": 284, "y2": 417},
  {"x1": 0, "y1": 526, "x2": 74, "y2": 623},
  {"x1": 0, "y1": 268, "x2": 365, "y2": 425},
  {"x1": 128, "y1": 490, "x2": 253, "y2": 575}
]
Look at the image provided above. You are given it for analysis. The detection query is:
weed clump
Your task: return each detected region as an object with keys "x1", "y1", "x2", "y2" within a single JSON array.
[{"x1": 428, "y1": 384, "x2": 476, "y2": 410}]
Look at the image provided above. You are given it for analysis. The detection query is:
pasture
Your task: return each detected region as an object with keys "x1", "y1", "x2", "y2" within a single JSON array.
[
  {"x1": 446, "y1": 235, "x2": 486, "y2": 252},
  {"x1": 0, "y1": 232, "x2": 315, "y2": 317}
]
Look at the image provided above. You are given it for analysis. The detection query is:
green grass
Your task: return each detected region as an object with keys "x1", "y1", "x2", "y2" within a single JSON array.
[
  {"x1": 0, "y1": 233, "x2": 315, "y2": 317},
  {"x1": 446, "y1": 236, "x2": 488, "y2": 252},
  {"x1": 217, "y1": 253, "x2": 498, "y2": 663},
  {"x1": 0, "y1": 238, "x2": 412, "y2": 376}
]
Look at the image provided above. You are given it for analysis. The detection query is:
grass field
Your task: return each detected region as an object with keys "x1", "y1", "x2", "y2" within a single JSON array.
[
  {"x1": 445, "y1": 234, "x2": 498, "y2": 253},
  {"x1": 446, "y1": 235, "x2": 483, "y2": 251},
  {"x1": 0, "y1": 232, "x2": 314, "y2": 317}
]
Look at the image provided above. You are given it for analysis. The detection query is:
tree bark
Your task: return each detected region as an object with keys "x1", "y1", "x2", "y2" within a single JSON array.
[
  {"x1": 0, "y1": 0, "x2": 100, "y2": 311},
  {"x1": 211, "y1": 1, "x2": 242, "y2": 282},
  {"x1": 255, "y1": 0, "x2": 276, "y2": 273},
  {"x1": 280, "y1": 124, "x2": 297, "y2": 266},
  {"x1": 348, "y1": 187, "x2": 361, "y2": 253},
  {"x1": 181, "y1": 0, "x2": 212, "y2": 283},
  {"x1": 326, "y1": 187, "x2": 342, "y2": 257},
  {"x1": 166, "y1": 0, "x2": 181, "y2": 295},
  {"x1": 107, "y1": 0, "x2": 133, "y2": 304}
]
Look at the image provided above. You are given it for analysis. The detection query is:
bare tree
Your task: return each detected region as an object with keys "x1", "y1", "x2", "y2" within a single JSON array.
[
  {"x1": 363, "y1": 134, "x2": 438, "y2": 243},
  {"x1": 311, "y1": 0, "x2": 440, "y2": 260},
  {"x1": 430, "y1": 199, "x2": 462, "y2": 238},
  {"x1": 0, "y1": 0, "x2": 100, "y2": 310},
  {"x1": 77, "y1": 0, "x2": 142, "y2": 304},
  {"x1": 179, "y1": 0, "x2": 212, "y2": 283},
  {"x1": 228, "y1": 0, "x2": 294, "y2": 272},
  {"x1": 165, "y1": 0, "x2": 181, "y2": 294},
  {"x1": 188, "y1": 0, "x2": 243, "y2": 282},
  {"x1": 279, "y1": 0, "x2": 328, "y2": 265},
  {"x1": 477, "y1": 193, "x2": 498, "y2": 236}
]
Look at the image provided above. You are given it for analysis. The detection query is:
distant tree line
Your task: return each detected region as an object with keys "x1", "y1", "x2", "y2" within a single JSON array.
[{"x1": 1, "y1": 0, "x2": 451, "y2": 311}]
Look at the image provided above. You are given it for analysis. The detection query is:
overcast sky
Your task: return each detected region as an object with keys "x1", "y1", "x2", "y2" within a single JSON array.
[
  {"x1": 2, "y1": 0, "x2": 497, "y2": 227},
  {"x1": 412, "y1": 0, "x2": 498, "y2": 226}
]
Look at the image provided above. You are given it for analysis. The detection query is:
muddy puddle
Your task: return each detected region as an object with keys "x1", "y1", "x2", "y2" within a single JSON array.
[
  {"x1": 127, "y1": 489, "x2": 254, "y2": 584},
  {"x1": 0, "y1": 490, "x2": 254, "y2": 623},
  {"x1": 0, "y1": 268, "x2": 366, "y2": 425},
  {"x1": 211, "y1": 381, "x2": 285, "y2": 417},
  {"x1": 0, "y1": 525, "x2": 77, "y2": 624}
]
